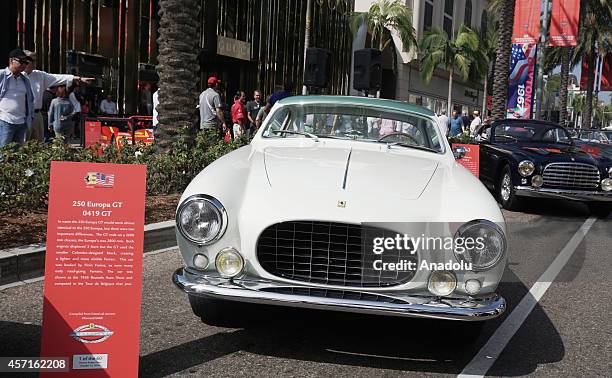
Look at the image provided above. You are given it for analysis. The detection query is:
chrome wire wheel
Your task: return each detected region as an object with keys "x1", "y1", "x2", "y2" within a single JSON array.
[{"x1": 500, "y1": 172, "x2": 512, "y2": 202}]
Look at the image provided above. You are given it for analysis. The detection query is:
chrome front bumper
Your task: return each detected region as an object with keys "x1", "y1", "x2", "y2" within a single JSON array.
[
  {"x1": 514, "y1": 186, "x2": 612, "y2": 202},
  {"x1": 173, "y1": 268, "x2": 506, "y2": 321}
]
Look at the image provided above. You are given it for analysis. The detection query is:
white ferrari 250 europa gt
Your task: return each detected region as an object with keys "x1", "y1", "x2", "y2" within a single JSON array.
[{"x1": 173, "y1": 96, "x2": 507, "y2": 333}]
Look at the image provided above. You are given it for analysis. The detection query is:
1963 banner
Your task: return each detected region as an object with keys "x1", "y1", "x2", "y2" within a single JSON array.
[
  {"x1": 507, "y1": 44, "x2": 537, "y2": 119},
  {"x1": 549, "y1": 0, "x2": 581, "y2": 46}
]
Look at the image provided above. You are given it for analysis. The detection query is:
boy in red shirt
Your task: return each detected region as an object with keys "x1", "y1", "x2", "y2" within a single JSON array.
[{"x1": 231, "y1": 91, "x2": 246, "y2": 138}]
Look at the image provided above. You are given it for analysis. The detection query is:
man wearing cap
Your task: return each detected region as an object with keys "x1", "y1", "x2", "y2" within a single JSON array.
[
  {"x1": 24, "y1": 50, "x2": 93, "y2": 142},
  {"x1": 469, "y1": 110, "x2": 482, "y2": 136},
  {"x1": 22, "y1": 50, "x2": 94, "y2": 142},
  {"x1": 0, "y1": 49, "x2": 35, "y2": 148},
  {"x1": 199, "y1": 77, "x2": 226, "y2": 135}
]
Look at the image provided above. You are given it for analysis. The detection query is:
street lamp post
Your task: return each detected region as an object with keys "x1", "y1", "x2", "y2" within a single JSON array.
[
  {"x1": 535, "y1": 0, "x2": 550, "y2": 120},
  {"x1": 302, "y1": 0, "x2": 312, "y2": 96}
]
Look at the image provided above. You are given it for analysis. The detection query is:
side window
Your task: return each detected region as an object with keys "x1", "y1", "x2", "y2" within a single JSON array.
[{"x1": 424, "y1": 120, "x2": 441, "y2": 150}]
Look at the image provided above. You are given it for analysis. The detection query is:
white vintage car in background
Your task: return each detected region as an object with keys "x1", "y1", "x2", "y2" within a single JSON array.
[{"x1": 173, "y1": 96, "x2": 507, "y2": 334}]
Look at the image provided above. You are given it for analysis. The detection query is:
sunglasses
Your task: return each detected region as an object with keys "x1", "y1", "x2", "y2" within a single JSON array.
[{"x1": 12, "y1": 58, "x2": 30, "y2": 65}]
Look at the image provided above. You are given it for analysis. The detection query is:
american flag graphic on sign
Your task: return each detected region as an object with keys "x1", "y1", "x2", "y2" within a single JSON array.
[
  {"x1": 509, "y1": 44, "x2": 536, "y2": 85},
  {"x1": 84, "y1": 172, "x2": 115, "y2": 188}
]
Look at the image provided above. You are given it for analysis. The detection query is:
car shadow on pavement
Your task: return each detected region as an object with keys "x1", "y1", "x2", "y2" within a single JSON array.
[
  {"x1": 507, "y1": 197, "x2": 597, "y2": 219},
  {"x1": 139, "y1": 269, "x2": 565, "y2": 377}
]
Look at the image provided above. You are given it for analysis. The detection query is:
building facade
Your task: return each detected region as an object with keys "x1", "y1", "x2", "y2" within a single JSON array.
[
  {"x1": 353, "y1": 0, "x2": 490, "y2": 115},
  {"x1": 1, "y1": 0, "x2": 354, "y2": 115}
]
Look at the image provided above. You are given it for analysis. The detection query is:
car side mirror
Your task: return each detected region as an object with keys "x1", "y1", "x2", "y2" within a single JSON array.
[{"x1": 453, "y1": 146, "x2": 467, "y2": 159}]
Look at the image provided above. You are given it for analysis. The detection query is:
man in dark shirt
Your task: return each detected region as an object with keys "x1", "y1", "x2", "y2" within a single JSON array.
[
  {"x1": 41, "y1": 86, "x2": 57, "y2": 142},
  {"x1": 461, "y1": 111, "x2": 472, "y2": 133},
  {"x1": 245, "y1": 90, "x2": 263, "y2": 136}
]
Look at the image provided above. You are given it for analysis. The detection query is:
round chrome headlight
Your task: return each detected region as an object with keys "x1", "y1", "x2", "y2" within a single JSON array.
[
  {"x1": 454, "y1": 220, "x2": 506, "y2": 271},
  {"x1": 518, "y1": 160, "x2": 535, "y2": 177},
  {"x1": 176, "y1": 195, "x2": 227, "y2": 244},
  {"x1": 428, "y1": 271, "x2": 457, "y2": 297},
  {"x1": 215, "y1": 248, "x2": 244, "y2": 278},
  {"x1": 602, "y1": 178, "x2": 612, "y2": 192}
]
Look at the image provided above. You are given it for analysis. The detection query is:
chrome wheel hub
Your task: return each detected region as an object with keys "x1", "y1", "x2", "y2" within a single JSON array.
[{"x1": 501, "y1": 173, "x2": 511, "y2": 202}]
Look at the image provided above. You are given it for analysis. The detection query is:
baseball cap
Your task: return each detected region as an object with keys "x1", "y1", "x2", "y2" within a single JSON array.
[
  {"x1": 207, "y1": 76, "x2": 220, "y2": 86},
  {"x1": 8, "y1": 49, "x2": 28, "y2": 60}
]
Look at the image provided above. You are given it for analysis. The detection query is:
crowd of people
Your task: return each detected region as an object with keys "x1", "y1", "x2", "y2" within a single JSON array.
[
  {"x1": 438, "y1": 109, "x2": 491, "y2": 138},
  {"x1": 198, "y1": 76, "x2": 292, "y2": 141},
  {"x1": 0, "y1": 48, "x2": 124, "y2": 148}
]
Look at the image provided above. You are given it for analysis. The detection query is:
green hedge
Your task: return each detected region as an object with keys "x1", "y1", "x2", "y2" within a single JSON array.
[{"x1": 0, "y1": 128, "x2": 248, "y2": 213}]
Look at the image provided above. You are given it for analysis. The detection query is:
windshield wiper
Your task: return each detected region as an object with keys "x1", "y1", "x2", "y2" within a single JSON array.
[
  {"x1": 383, "y1": 142, "x2": 438, "y2": 153},
  {"x1": 272, "y1": 130, "x2": 319, "y2": 142}
]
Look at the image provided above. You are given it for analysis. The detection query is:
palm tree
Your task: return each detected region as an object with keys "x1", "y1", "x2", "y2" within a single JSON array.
[
  {"x1": 155, "y1": 0, "x2": 201, "y2": 151},
  {"x1": 473, "y1": 25, "x2": 498, "y2": 117},
  {"x1": 573, "y1": 0, "x2": 612, "y2": 128},
  {"x1": 544, "y1": 46, "x2": 575, "y2": 126},
  {"x1": 350, "y1": 0, "x2": 417, "y2": 53},
  {"x1": 488, "y1": 0, "x2": 515, "y2": 120},
  {"x1": 419, "y1": 25, "x2": 480, "y2": 117}
]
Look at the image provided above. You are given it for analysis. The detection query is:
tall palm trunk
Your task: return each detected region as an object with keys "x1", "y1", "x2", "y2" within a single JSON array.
[
  {"x1": 559, "y1": 47, "x2": 571, "y2": 126},
  {"x1": 447, "y1": 66, "x2": 454, "y2": 116},
  {"x1": 583, "y1": 52, "x2": 596, "y2": 128},
  {"x1": 155, "y1": 0, "x2": 201, "y2": 151},
  {"x1": 491, "y1": 0, "x2": 515, "y2": 120}
]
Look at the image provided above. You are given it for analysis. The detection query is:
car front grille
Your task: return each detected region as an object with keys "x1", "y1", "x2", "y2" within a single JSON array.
[
  {"x1": 260, "y1": 287, "x2": 407, "y2": 304},
  {"x1": 256, "y1": 221, "x2": 418, "y2": 288},
  {"x1": 542, "y1": 162, "x2": 600, "y2": 189}
]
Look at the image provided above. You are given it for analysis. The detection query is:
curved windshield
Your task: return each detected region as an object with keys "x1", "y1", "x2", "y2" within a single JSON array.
[
  {"x1": 261, "y1": 104, "x2": 443, "y2": 153},
  {"x1": 493, "y1": 123, "x2": 571, "y2": 144}
]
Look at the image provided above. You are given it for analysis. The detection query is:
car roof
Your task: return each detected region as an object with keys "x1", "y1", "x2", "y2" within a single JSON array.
[
  {"x1": 492, "y1": 119, "x2": 562, "y2": 128},
  {"x1": 276, "y1": 95, "x2": 436, "y2": 117}
]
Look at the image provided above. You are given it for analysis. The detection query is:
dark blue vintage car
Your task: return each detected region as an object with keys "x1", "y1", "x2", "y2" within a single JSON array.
[{"x1": 476, "y1": 119, "x2": 612, "y2": 217}]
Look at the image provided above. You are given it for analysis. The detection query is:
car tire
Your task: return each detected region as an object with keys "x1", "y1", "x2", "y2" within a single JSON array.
[
  {"x1": 188, "y1": 296, "x2": 244, "y2": 328},
  {"x1": 587, "y1": 203, "x2": 612, "y2": 218},
  {"x1": 497, "y1": 165, "x2": 522, "y2": 211}
]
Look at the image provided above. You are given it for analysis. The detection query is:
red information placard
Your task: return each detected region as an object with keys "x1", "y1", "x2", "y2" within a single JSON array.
[
  {"x1": 40, "y1": 161, "x2": 146, "y2": 377},
  {"x1": 452, "y1": 143, "x2": 480, "y2": 178}
]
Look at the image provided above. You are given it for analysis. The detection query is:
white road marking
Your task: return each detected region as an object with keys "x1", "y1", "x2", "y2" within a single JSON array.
[{"x1": 458, "y1": 216, "x2": 597, "y2": 378}]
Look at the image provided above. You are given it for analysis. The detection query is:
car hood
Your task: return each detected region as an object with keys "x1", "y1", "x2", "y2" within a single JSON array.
[
  {"x1": 507, "y1": 143, "x2": 598, "y2": 164},
  {"x1": 263, "y1": 145, "x2": 439, "y2": 200}
]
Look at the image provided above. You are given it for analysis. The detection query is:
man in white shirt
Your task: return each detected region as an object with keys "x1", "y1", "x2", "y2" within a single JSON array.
[
  {"x1": 0, "y1": 49, "x2": 35, "y2": 148},
  {"x1": 469, "y1": 110, "x2": 482, "y2": 136},
  {"x1": 438, "y1": 110, "x2": 449, "y2": 135},
  {"x1": 100, "y1": 94, "x2": 118, "y2": 115},
  {"x1": 23, "y1": 50, "x2": 93, "y2": 142}
]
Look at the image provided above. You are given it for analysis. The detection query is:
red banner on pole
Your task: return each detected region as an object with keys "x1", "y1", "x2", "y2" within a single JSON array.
[
  {"x1": 580, "y1": 54, "x2": 611, "y2": 91},
  {"x1": 452, "y1": 143, "x2": 480, "y2": 177},
  {"x1": 549, "y1": 0, "x2": 580, "y2": 46},
  {"x1": 512, "y1": 0, "x2": 541, "y2": 44},
  {"x1": 40, "y1": 161, "x2": 146, "y2": 377}
]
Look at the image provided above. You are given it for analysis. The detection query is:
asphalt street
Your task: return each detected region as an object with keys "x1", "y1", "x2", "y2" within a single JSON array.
[{"x1": 0, "y1": 197, "x2": 610, "y2": 377}]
